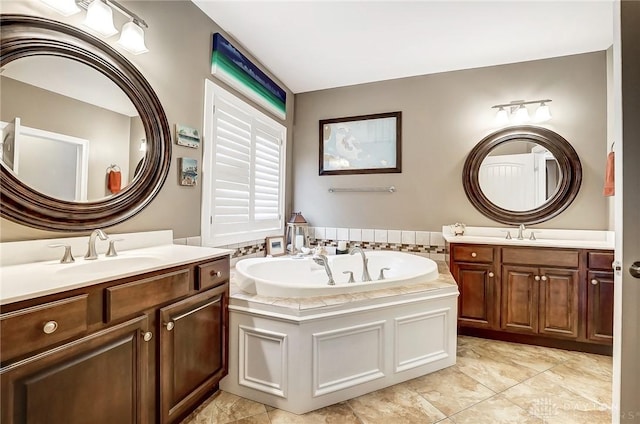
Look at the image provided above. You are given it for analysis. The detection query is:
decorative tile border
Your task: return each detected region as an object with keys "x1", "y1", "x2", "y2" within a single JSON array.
[{"x1": 309, "y1": 239, "x2": 448, "y2": 255}]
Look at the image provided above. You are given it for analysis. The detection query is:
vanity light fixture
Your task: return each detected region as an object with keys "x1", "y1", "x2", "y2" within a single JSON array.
[
  {"x1": 83, "y1": 0, "x2": 118, "y2": 37},
  {"x1": 491, "y1": 99, "x2": 552, "y2": 126},
  {"x1": 40, "y1": 0, "x2": 81, "y2": 16},
  {"x1": 40, "y1": 0, "x2": 149, "y2": 54}
]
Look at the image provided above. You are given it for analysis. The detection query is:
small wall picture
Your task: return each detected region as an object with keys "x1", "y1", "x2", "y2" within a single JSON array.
[
  {"x1": 179, "y1": 158, "x2": 198, "y2": 186},
  {"x1": 266, "y1": 236, "x2": 286, "y2": 257},
  {"x1": 176, "y1": 124, "x2": 201, "y2": 148}
]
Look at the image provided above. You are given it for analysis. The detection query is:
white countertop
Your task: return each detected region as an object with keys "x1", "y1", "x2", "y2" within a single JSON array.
[
  {"x1": 442, "y1": 226, "x2": 614, "y2": 250},
  {"x1": 1, "y1": 234, "x2": 232, "y2": 305}
]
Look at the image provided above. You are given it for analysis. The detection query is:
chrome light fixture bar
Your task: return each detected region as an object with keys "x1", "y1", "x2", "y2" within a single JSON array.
[
  {"x1": 491, "y1": 99, "x2": 552, "y2": 125},
  {"x1": 40, "y1": 0, "x2": 149, "y2": 54}
]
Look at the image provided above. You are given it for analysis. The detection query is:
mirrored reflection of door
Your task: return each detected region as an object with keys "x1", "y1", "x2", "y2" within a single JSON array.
[
  {"x1": 479, "y1": 153, "x2": 536, "y2": 211},
  {"x1": 4, "y1": 117, "x2": 89, "y2": 201}
]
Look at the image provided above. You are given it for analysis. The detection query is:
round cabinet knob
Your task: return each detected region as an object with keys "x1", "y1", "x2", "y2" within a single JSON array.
[
  {"x1": 143, "y1": 331, "x2": 153, "y2": 342},
  {"x1": 471, "y1": 252, "x2": 477, "y2": 258},
  {"x1": 210, "y1": 270, "x2": 221, "y2": 278},
  {"x1": 591, "y1": 279, "x2": 599, "y2": 285},
  {"x1": 43, "y1": 320, "x2": 58, "y2": 334},
  {"x1": 165, "y1": 321, "x2": 175, "y2": 331},
  {"x1": 488, "y1": 272, "x2": 495, "y2": 278},
  {"x1": 541, "y1": 276, "x2": 548, "y2": 281},
  {"x1": 534, "y1": 275, "x2": 541, "y2": 281}
]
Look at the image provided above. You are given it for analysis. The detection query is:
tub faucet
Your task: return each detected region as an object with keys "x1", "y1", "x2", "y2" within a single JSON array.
[
  {"x1": 85, "y1": 229, "x2": 108, "y2": 260},
  {"x1": 349, "y1": 247, "x2": 372, "y2": 282},
  {"x1": 312, "y1": 254, "x2": 335, "y2": 285},
  {"x1": 516, "y1": 224, "x2": 526, "y2": 240}
]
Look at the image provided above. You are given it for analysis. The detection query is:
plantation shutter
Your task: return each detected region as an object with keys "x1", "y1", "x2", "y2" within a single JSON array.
[{"x1": 204, "y1": 82, "x2": 285, "y2": 246}]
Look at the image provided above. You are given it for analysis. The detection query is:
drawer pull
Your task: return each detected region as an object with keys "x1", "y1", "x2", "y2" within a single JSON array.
[
  {"x1": 143, "y1": 331, "x2": 153, "y2": 342},
  {"x1": 173, "y1": 298, "x2": 221, "y2": 323},
  {"x1": 43, "y1": 320, "x2": 58, "y2": 334},
  {"x1": 210, "y1": 270, "x2": 222, "y2": 278},
  {"x1": 534, "y1": 275, "x2": 541, "y2": 281},
  {"x1": 164, "y1": 321, "x2": 175, "y2": 331},
  {"x1": 488, "y1": 272, "x2": 494, "y2": 278},
  {"x1": 591, "y1": 279, "x2": 599, "y2": 285},
  {"x1": 471, "y1": 252, "x2": 477, "y2": 258},
  {"x1": 541, "y1": 276, "x2": 548, "y2": 282}
]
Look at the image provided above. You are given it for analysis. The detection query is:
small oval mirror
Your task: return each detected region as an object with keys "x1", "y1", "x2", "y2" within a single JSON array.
[{"x1": 463, "y1": 126, "x2": 581, "y2": 225}]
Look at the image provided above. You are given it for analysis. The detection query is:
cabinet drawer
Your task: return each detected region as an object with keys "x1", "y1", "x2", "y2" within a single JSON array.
[
  {"x1": 0, "y1": 295, "x2": 88, "y2": 362},
  {"x1": 452, "y1": 245, "x2": 494, "y2": 263},
  {"x1": 196, "y1": 257, "x2": 230, "y2": 290},
  {"x1": 588, "y1": 251, "x2": 614, "y2": 270},
  {"x1": 502, "y1": 247, "x2": 579, "y2": 268},
  {"x1": 105, "y1": 269, "x2": 190, "y2": 322}
]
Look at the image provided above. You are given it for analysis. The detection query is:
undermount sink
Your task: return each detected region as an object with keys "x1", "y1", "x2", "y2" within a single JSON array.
[{"x1": 55, "y1": 256, "x2": 163, "y2": 275}]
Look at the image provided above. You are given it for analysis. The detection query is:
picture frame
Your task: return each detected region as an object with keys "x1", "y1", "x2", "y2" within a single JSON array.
[
  {"x1": 176, "y1": 124, "x2": 201, "y2": 148},
  {"x1": 265, "y1": 236, "x2": 286, "y2": 257},
  {"x1": 179, "y1": 157, "x2": 198, "y2": 186},
  {"x1": 319, "y1": 111, "x2": 402, "y2": 175}
]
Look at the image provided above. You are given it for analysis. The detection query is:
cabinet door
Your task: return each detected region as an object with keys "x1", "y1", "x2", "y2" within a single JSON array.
[
  {"x1": 1, "y1": 315, "x2": 149, "y2": 424},
  {"x1": 587, "y1": 271, "x2": 614, "y2": 343},
  {"x1": 501, "y1": 265, "x2": 538, "y2": 334},
  {"x1": 538, "y1": 268, "x2": 579, "y2": 339},
  {"x1": 159, "y1": 284, "x2": 228, "y2": 424},
  {"x1": 452, "y1": 262, "x2": 496, "y2": 328}
]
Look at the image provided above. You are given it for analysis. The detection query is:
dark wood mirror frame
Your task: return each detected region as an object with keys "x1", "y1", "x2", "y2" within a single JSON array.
[
  {"x1": 462, "y1": 125, "x2": 582, "y2": 225},
  {"x1": 0, "y1": 14, "x2": 171, "y2": 231}
]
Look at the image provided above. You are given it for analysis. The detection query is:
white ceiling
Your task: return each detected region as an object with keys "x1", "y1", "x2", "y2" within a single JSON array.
[{"x1": 193, "y1": 0, "x2": 614, "y2": 94}]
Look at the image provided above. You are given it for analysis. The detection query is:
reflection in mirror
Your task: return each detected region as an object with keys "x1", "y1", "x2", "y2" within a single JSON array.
[
  {"x1": 0, "y1": 56, "x2": 146, "y2": 202},
  {"x1": 478, "y1": 140, "x2": 561, "y2": 211}
]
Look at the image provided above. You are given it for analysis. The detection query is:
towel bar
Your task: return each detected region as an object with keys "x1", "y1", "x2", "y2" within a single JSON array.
[{"x1": 328, "y1": 186, "x2": 396, "y2": 193}]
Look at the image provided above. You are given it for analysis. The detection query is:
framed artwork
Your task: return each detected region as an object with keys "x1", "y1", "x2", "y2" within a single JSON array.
[
  {"x1": 265, "y1": 236, "x2": 286, "y2": 256},
  {"x1": 179, "y1": 158, "x2": 198, "y2": 186},
  {"x1": 319, "y1": 111, "x2": 402, "y2": 175},
  {"x1": 176, "y1": 124, "x2": 201, "y2": 148}
]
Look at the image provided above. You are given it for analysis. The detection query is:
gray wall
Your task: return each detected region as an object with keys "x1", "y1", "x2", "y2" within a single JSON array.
[
  {"x1": 0, "y1": 0, "x2": 294, "y2": 241},
  {"x1": 293, "y1": 52, "x2": 608, "y2": 231}
]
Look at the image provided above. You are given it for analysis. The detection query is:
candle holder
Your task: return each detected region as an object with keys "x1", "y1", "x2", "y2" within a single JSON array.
[{"x1": 285, "y1": 212, "x2": 310, "y2": 254}]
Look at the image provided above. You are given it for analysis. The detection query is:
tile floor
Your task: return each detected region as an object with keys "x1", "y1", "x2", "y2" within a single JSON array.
[{"x1": 181, "y1": 336, "x2": 612, "y2": 424}]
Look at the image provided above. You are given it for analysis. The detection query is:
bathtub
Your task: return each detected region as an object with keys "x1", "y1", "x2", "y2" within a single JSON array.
[{"x1": 235, "y1": 251, "x2": 440, "y2": 297}]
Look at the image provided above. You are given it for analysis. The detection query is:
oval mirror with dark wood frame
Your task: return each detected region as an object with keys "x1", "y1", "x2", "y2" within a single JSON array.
[
  {"x1": 463, "y1": 125, "x2": 582, "y2": 225},
  {"x1": 0, "y1": 14, "x2": 171, "y2": 231}
]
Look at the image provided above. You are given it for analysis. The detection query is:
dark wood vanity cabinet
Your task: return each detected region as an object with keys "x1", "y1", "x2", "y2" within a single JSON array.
[
  {"x1": 450, "y1": 245, "x2": 498, "y2": 329},
  {"x1": 159, "y1": 285, "x2": 228, "y2": 424},
  {"x1": 0, "y1": 255, "x2": 230, "y2": 424},
  {"x1": 450, "y1": 243, "x2": 613, "y2": 354}
]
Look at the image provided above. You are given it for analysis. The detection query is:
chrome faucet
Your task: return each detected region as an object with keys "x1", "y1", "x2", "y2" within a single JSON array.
[
  {"x1": 85, "y1": 229, "x2": 108, "y2": 260},
  {"x1": 516, "y1": 224, "x2": 526, "y2": 240},
  {"x1": 349, "y1": 246, "x2": 372, "y2": 282},
  {"x1": 312, "y1": 254, "x2": 334, "y2": 285}
]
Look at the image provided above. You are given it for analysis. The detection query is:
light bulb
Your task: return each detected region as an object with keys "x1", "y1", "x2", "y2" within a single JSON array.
[
  {"x1": 535, "y1": 102, "x2": 552, "y2": 122},
  {"x1": 117, "y1": 21, "x2": 149, "y2": 55},
  {"x1": 83, "y1": 0, "x2": 118, "y2": 38},
  {"x1": 495, "y1": 107, "x2": 509, "y2": 126},
  {"x1": 40, "y1": 0, "x2": 81, "y2": 16},
  {"x1": 514, "y1": 104, "x2": 530, "y2": 123}
]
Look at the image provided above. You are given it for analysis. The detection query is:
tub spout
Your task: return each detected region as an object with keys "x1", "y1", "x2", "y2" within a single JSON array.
[
  {"x1": 349, "y1": 247, "x2": 372, "y2": 282},
  {"x1": 313, "y1": 254, "x2": 335, "y2": 285}
]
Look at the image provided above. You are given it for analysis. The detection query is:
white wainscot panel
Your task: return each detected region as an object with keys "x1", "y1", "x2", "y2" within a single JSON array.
[
  {"x1": 239, "y1": 326, "x2": 288, "y2": 397},
  {"x1": 394, "y1": 308, "x2": 450, "y2": 372},
  {"x1": 312, "y1": 321, "x2": 385, "y2": 396}
]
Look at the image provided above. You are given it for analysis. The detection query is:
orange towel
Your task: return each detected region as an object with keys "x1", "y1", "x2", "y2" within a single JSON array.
[
  {"x1": 603, "y1": 151, "x2": 614, "y2": 196},
  {"x1": 108, "y1": 170, "x2": 122, "y2": 194}
]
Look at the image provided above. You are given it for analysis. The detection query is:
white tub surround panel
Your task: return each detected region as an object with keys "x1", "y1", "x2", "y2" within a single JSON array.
[
  {"x1": 221, "y1": 265, "x2": 458, "y2": 415},
  {"x1": 442, "y1": 226, "x2": 614, "y2": 250}
]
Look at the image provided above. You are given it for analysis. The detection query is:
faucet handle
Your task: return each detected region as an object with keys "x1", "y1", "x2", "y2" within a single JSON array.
[
  {"x1": 48, "y1": 244, "x2": 75, "y2": 264},
  {"x1": 343, "y1": 271, "x2": 355, "y2": 283},
  {"x1": 502, "y1": 230, "x2": 512, "y2": 240},
  {"x1": 529, "y1": 231, "x2": 539, "y2": 241},
  {"x1": 378, "y1": 267, "x2": 391, "y2": 280},
  {"x1": 106, "y1": 239, "x2": 124, "y2": 257}
]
